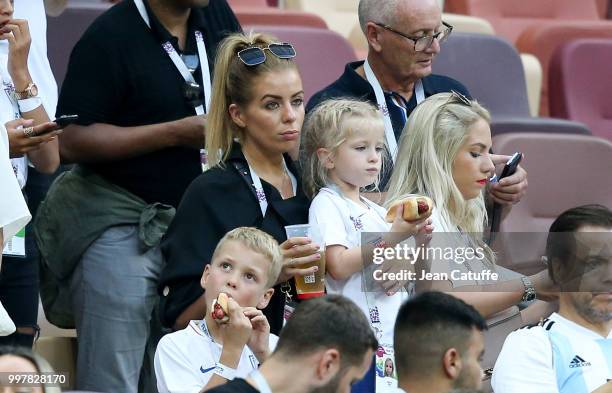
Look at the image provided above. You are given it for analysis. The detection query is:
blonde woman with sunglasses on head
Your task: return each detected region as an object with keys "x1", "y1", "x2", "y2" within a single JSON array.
[
  {"x1": 386, "y1": 92, "x2": 557, "y2": 322},
  {"x1": 160, "y1": 32, "x2": 319, "y2": 338}
]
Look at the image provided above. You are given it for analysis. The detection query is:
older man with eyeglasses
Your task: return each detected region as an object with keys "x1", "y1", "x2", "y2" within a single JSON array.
[{"x1": 307, "y1": 0, "x2": 528, "y2": 217}]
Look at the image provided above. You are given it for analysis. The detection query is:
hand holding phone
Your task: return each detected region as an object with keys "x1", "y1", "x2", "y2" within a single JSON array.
[
  {"x1": 490, "y1": 152, "x2": 522, "y2": 183},
  {"x1": 53, "y1": 114, "x2": 79, "y2": 129},
  {"x1": 33, "y1": 115, "x2": 79, "y2": 137}
]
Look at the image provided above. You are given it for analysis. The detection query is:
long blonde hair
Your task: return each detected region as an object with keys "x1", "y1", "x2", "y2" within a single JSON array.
[
  {"x1": 386, "y1": 92, "x2": 491, "y2": 235},
  {"x1": 206, "y1": 32, "x2": 298, "y2": 168},
  {"x1": 300, "y1": 98, "x2": 385, "y2": 199}
]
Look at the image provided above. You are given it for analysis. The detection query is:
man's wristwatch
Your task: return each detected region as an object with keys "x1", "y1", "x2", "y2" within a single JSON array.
[
  {"x1": 521, "y1": 276, "x2": 536, "y2": 302},
  {"x1": 13, "y1": 82, "x2": 39, "y2": 100}
]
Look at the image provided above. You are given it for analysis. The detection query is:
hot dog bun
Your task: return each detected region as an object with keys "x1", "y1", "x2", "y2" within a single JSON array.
[
  {"x1": 385, "y1": 195, "x2": 434, "y2": 223},
  {"x1": 211, "y1": 292, "x2": 230, "y2": 323}
]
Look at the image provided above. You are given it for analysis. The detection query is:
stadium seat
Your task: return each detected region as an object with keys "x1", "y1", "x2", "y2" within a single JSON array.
[
  {"x1": 47, "y1": 2, "x2": 112, "y2": 89},
  {"x1": 596, "y1": 0, "x2": 609, "y2": 18},
  {"x1": 445, "y1": 0, "x2": 604, "y2": 44},
  {"x1": 520, "y1": 53, "x2": 543, "y2": 116},
  {"x1": 431, "y1": 33, "x2": 590, "y2": 137},
  {"x1": 234, "y1": 7, "x2": 327, "y2": 29},
  {"x1": 227, "y1": 0, "x2": 269, "y2": 7},
  {"x1": 516, "y1": 24, "x2": 612, "y2": 115},
  {"x1": 284, "y1": 0, "x2": 359, "y2": 44},
  {"x1": 34, "y1": 337, "x2": 77, "y2": 390},
  {"x1": 245, "y1": 25, "x2": 357, "y2": 102},
  {"x1": 490, "y1": 133, "x2": 612, "y2": 274},
  {"x1": 444, "y1": 0, "x2": 612, "y2": 115},
  {"x1": 549, "y1": 39, "x2": 612, "y2": 142}
]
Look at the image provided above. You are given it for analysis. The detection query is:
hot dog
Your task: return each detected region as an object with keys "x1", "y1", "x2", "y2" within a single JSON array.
[
  {"x1": 385, "y1": 196, "x2": 434, "y2": 223},
  {"x1": 211, "y1": 292, "x2": 230, "y2": 323}
]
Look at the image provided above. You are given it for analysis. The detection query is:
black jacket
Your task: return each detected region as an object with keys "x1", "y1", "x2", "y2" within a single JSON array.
[{"x1": 159, "y1": 143, "x2": 310, "y2": 334}]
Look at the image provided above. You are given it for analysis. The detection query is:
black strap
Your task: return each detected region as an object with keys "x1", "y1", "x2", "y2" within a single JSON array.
[{"x1": 231, "y1": 161, "x2": 258, "y2": 201}]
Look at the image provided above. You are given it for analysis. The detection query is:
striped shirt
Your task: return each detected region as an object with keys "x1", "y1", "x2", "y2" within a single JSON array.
[{"x1": 492, "y1": 313, "x2": 611, "y2": 393}]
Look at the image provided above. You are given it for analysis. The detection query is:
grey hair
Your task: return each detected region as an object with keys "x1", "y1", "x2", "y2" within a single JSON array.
[{"x1": 358, "y1": 0, "x2": 400, "y2": 34}]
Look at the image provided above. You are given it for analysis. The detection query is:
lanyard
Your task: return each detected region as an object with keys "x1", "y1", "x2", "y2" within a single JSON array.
[
  {"x1": 247, "y1": 159, "x2": 297, "y2": 217},
  {"x1": 133, "y1": 0, "x2": 211, "y2": 115},
  {"x1": 250, "y1": 370, "x2": 273, "y2": 393},
  {"x1": 363, "y1": 59, "x2": 424, "y2": 163},
  {"x1": 324, "y1": 185, "x2": 395, "y2": 341}
]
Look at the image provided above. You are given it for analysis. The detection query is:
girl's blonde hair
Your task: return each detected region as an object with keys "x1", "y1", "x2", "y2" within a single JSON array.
[
  {"x1": 300, "y1": 98, "x2": 385, "y2": 199},
  {"x1": 206, "y1": 32, "x2": 298, "y2": 168},
  {"x1": 386, "y1": 92, "x2": 491, "y2": 236}
]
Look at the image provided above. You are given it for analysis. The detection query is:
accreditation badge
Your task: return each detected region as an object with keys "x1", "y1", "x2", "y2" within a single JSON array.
[
  {"x1": 375, "y1": 344, "x2": 398, "y2": 392},
  {"x1": 2, "y1": 227, "x2": 26, "y2": 258}
]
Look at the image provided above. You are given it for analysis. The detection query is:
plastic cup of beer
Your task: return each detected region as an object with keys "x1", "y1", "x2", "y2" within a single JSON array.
[{"x1": 284, "y1": 224, "x2": 326, "y2": 299}]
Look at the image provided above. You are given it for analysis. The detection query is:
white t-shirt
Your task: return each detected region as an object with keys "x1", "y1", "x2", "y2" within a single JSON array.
[
  {"x1": 154, "y1": 320, "x2": 279, "y2": 393},
  {"x1": 309, "y1": 187, "x2": 409, "y2": 346},
  {"x1": 0, "y1": 125, "x2": 30, "y2": 245},
  {"x1": 14, "y1": 0, "x2": 58, "y2": 117},
  {"x1": 492, "y1": 312, "x2": 612, "y2": 393},
  {"x1": 2, "y1": 0, "x2": 59, "y2": 189}
]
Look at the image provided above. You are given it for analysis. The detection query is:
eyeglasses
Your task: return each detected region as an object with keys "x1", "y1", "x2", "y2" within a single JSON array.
[
  {"x1": 237, "y1": 43, "x2": 296, "y2": 66},
  {"x1": 374, "y1": 21, "x2": 453, "y2": 52}
]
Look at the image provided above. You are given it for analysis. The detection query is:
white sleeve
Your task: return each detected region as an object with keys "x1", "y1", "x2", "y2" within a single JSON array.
[
  {"x1": 154, "y1": 334, "x2": 213, "y2": 393},
  {"x1": 0, "y1": 126, "x2": 30, "y2": 245},
  {"x1": 268, "y1": 333, "x2": 279, "y2": 353},
  {"x1": 308, "y1": 192, "x2": 352, "y2": 249},
  {"x1": 492, "y1": 328, "x2": 559, "y2": 393}
]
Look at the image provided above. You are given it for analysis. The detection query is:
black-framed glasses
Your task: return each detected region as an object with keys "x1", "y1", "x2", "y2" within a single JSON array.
[
  {"x1": 237, "y1": 43, "x2": 297, "y2": 66},
  {"x1": 374, "y1": 21, "x2": 453, "y2": 52}
]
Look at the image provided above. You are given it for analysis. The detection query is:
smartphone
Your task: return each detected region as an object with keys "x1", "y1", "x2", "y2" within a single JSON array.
[
  {"x1": 490, "y1": 152, "x2": 523, "y2": 183},
  {"x1": 53, "y1": 114, "x2": 79, "y2": 128},
  {"x1": 488, "y1": 152, "x2": 523, "y2": 244}
]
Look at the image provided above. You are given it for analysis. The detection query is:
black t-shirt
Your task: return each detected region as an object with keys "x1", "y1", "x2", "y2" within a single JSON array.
[
  {"x1": 56, "y1": 0, "x2": 241, "y2": 207},
  {"x1": 159, "y1": 143, "x2": 310, "y2": 334},
  {"x1": 206, "y1": 379, "x2": 259, "y2": 393}
]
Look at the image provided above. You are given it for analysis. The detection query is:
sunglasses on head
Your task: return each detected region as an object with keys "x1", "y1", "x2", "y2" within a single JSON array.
[
  {"x1": 237, "y1": 43, "x2": 296, "y2": 66},
  {"x1": 447, "y1": 90, "x2": 471, "y2": 106}
]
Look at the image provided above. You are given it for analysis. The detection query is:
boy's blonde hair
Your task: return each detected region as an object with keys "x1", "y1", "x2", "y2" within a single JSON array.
[
  {"x1": 212, "y1": 227, "x2": 283, "y2": 288},
  {"x1": 300, "y1": 98, "x2": 385, "y2": 198}
]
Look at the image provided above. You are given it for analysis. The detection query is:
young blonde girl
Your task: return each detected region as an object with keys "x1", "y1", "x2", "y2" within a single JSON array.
[{"x1": 302, "y1": 98, "x2": 432, "y2": 392}]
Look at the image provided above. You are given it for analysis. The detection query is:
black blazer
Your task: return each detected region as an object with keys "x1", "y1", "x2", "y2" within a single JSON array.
[{"x1": 159, "y1": 143, "x2": 310, "y2": 334}]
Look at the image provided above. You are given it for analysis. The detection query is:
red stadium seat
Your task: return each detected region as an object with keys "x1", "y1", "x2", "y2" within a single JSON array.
[
  {"x1": 227, "y1": 0, "x2": 269, "y2": 8},
  {"x1": 235, "y1": 7, "x2": 327, "y2": 29},
  {"x1": 432, "y1": 33, "x2": 590, "y2": 136},
  {"x1": 445, "y1": 0, "x2": 603, "y2": 43},
  {"x1": 549, "y1": 39, "x2": 612, "y2": 142},
  {"x1": 444, "y1": 0, "x2": 612, "y2": 115},
  {"x1": 516, "y1": 23, "x2": 612, "y2": 115},
  {"x1": 596, "y1": 0, "x2": 609, "y2": 18},
  {"x1": 245, "y1": 25, "x2": 357, "y2": 102},
  {"x1": 491, "y1": 133, "x2": 612, "y2": 275}
]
